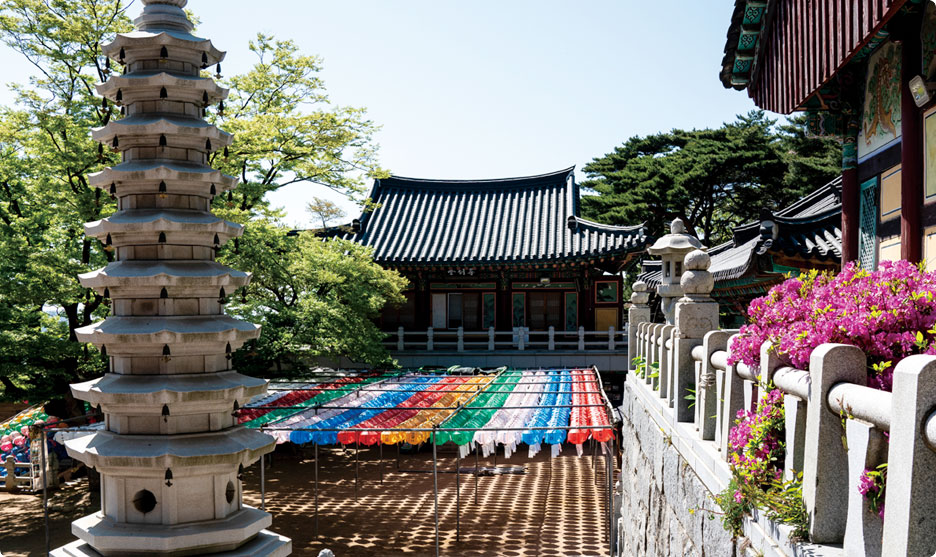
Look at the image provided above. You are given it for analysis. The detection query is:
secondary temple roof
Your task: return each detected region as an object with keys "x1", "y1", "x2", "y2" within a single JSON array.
[
  {"x1": 335, "y1": 167, "x2": 649, "y2": 269},
  {"x1": 640, "y1": 177, "x2": 842, "y2": 288}
]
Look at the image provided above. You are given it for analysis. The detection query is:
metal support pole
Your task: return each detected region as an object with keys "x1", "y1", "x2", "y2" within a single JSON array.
[
  {"x1": 433, "y1": 428, "x2": 440, "y2": 557},
  {"x1": 41, "y1": 434, "x2": 49, "y2": 557},
  {"x1": 456, "y1": 448, "x2": 461, "y2": 542},
  {"x1": 607, "y1": 448, "x2": 614, "y2": 556},
  {"x1": 314, "y1": 443, "x2": 319, "y2": 538},
  {"x1": 261, "y1": 453, "x2": 266, "y2": 511},
  {"x1": 593, "y1": 438, "x2": 600, "y2": 487},
  {"x1": 474, "y1": 443, "x2": 479, "y2": 505},
  {"x1": 379, "y1": 442, "x2": 384, "y2": 484},
  {"x1": 355, "y1": 440, "x2": 360, "y2": 501}
]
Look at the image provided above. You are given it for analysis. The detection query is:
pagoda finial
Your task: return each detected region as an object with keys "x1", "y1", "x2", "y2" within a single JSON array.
[
  {"x1": 135, "y1": 0, "x2": 193, "y2": 33},
  {"x1": 142, "y1": 0, "x2": 188, "y2": 6},
  {"x1": 670, "y1": 217, "x2": 687, "y2": 234}
]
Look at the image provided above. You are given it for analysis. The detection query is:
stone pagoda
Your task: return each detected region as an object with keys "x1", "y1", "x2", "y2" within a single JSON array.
[{"x1": 52, "y1": 1, "x2": 291, "y2": 555}]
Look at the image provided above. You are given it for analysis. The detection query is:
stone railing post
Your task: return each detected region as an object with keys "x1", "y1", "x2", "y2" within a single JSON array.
[
  {"x1": 844, "y1": 419, "x2": 886, "y2": 557},
  {"x1": 397, "y1": 326, "x2": 404, "y2": 351},
  {"x1": 783, "y1": 393, "x2": 808, "y2": 481},
  {"x1": 628, "y1": 281, "x2": 651, "y2": 372},
  {"x1": 457, "y1": 327, "x2": 464, "y2": 352},
  {"x1": 720, "y1": 334, "x2": 746, "y2": 459},
  {"x1": 518, "y1": 328, "x2": 525, "y2": 351},
  {"x1": 578, "y1": 326, "x2": 585, "y2": 351},
  {"x1": 658, "y1": 324, "x2": 675, "y2": 394},
  {"x1": 488, "y1": 327, "x2": 495, "y2": 351},
  {"x1": 700, "y1": 330, "x2": 733, "y2": 441},
  {"x1": 744, "y1": 342, "x2": 780, "y2": 410},
  {"x1": 4, "y1": 455, "x2": 15, "y2": 492},
  {"x1": 802, "y1": 343, "x2": 866, "y2": 543},
  {"x1": 648, "y1": 324, "x2": 663, "y2": 386},
  {"x1": 882, "y1": 355, "x2": 936, "y2": 557},
  {"x1": 427, "y1": 327, "x2": 434, "y2": 351},
  {"x1": 548, "y1": 326, "x2": 555, "y2": 351},
  {"x1": 608, "y1": 326, "x2": 615, "y2": 351},
  {"x1": 673, "y1": 249, "x2": 718, "y2": 423}
]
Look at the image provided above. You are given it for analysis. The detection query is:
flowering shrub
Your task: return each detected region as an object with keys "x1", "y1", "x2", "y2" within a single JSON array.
[
  {"x1": 728, "y1": 389, "x2": 785, "y2": 488},
  {"x1": 728, "y1": 261, "x2": 936, "y2": 391},
  {"x1": 716, "y1": 388, "x2": 807, "y2": 539},
  {"x1": 725, "y1": 262, "x2": 936, "y2": 524},
  {"x1": 858, "y1": 463, "x2": 887, "y2": 518}
]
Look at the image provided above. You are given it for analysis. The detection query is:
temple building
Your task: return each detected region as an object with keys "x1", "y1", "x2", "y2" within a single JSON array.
[
  {"x1": 638, "y1": 178, "x2": 843, "y2": 324},
  {"x1": 329, "y1": 167, "x2": 650, "y2": 374},
  {"x1": 721, "y1": 0, "x2": 936, "y2": 271}
]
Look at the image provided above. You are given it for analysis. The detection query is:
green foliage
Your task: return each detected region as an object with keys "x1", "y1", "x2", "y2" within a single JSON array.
[
  {"x1": 713, "y1": 477, "x2": 753, "y2": 538},
  {"x1": 632, "y1": 356, "x2": 659, "y2": 379},
  {"x1": 714, "y1": 474, "x2": 809, "y2": 541},
  {"x1": 715, "y1": 388, "x2": 810, "y2": 541},
  {"x1": 581, "y1": 111, "x2": 841, "y2": 244},
  {"x1": 0, "y1": 0, "x2": 131, "y2": 402},
  {"x1": 858, "y1": 463, "x2": 888, "y2": 518},
  {"x1": 207, "y1": 33, "x2": 387, "y2": 215},
  {"x1": 219, "y1": 214, "x2": 407, "y2": 375},
  {"x1": 0, "y1": 3, "x2": 397, "y2": 400}
]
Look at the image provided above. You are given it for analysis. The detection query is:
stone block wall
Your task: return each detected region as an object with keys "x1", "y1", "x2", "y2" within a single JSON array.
[{"x1": 617, "y1": 380, "x2": 737, "y2": 557}]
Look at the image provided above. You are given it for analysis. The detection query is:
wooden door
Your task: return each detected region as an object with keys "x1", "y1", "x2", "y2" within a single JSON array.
[{"x1": 594, "y1": 307, "x2": 618, "y2": 332}]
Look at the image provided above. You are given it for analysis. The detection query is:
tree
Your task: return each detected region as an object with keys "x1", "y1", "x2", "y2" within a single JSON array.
[
  {"x1": 306, "y1": 197, "x2": 347, "y2": 230},
  {"x1": 221, "y1": 214, "x2": 407, "y2": 375},
  {"x1": 207, "y1": 34, "x2": 401, "y2": 375},
  {"x1": 0, "y1": 0, "x2": 130, "y2": 403},
  {"x1": 581, "y1": 111, "x2": 842, "y2": 244},
  {"x1": 0, "y1": 3, "x2": 398, "y2": 400}
]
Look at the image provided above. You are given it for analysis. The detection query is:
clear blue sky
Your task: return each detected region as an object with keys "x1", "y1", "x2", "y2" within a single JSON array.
[{"x1": 0, "y1": 0, "x2": 763, "y2": 226}]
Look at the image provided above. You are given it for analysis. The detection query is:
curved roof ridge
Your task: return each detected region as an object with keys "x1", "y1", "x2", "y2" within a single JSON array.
[
  {"x1": 775, "y1": 176, "x2": 842, "y2": 218},
  {"x1": 572, "y1": 216, "x2": 646, "y2": 233},
  {"x1": 377, "y1": 166, "x2": 575, "y2": 190}
]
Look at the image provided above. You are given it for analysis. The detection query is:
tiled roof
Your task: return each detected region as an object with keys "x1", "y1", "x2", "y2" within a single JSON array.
[
  {"x1": 336, "y1": 167, "x2": 649, "y2": 267},
  {"x1": 640, "y1": 178, "x2": 842, "y2": 287}
]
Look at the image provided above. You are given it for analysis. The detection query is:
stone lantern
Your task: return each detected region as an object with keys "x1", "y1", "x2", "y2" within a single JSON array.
[
  {"x1": 52, "y1": 1, "x2": 290, "y2": 555},
  {"x1": 647, "y1": 218, "x2": 704, "y2": 324}
]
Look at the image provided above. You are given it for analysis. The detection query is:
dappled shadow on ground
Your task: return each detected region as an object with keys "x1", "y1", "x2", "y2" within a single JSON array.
[
  {"x1": 243, "y1": 443, "x2": 616, "y2": 556},
  {"x1": 0, "y1": 444, "x2": 615, "y2": 556},
  {"x1": 0, "y1": 479, "x2": 98, "y2": 557}
]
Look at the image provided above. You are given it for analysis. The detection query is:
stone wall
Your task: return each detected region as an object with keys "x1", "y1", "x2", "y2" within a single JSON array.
[{"x1": 617, "y1": 379, "x2": 737, "y2": 557}]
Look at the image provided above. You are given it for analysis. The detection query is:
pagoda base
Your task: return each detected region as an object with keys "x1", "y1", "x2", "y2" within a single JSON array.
[
  {"x1": 53, "y1": 506, "x2": 289, "y2": 557},
  {"x1": 51, "y1": 530, "x2": 291, "y2": 557}
]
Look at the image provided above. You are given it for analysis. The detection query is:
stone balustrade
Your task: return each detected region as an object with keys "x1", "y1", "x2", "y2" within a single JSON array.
[{"x1": 626, "y1": 247, "x2": 936, "y2": 556}]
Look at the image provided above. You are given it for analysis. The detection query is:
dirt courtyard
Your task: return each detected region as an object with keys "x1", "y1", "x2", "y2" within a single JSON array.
[{"x1": 0, "y1": 443, "x2": 617, "y2": 556}]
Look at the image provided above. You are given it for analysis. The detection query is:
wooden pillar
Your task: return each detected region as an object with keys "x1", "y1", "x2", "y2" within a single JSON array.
[
  {"x1": 496, "y1": 276, "x2": 511, "y2": 331},
  {"x1": 414, "y1": 276, "x2": 430, "y2": 330},
  {"x1": 841, "y1": 168, "x2": 860, "y2": 263},
  {"x1": 841, "y1": 88, "x2": 860, "y2": 264},
  {"x1": 901, "y1": 22, "x2": 924, "y2": 263}
]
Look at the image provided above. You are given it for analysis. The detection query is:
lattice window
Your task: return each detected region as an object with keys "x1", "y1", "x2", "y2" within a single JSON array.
[{"x1": 858, "y1": 178, "x2": 879, "y2": 270}]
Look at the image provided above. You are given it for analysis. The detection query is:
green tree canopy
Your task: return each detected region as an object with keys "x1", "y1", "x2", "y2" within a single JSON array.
[
  {"x1": 581, "y1": 111, "x2": 842, "y2": 244},
  {"x1": 0, "y1": 0, "x2": 401, "y2": 401}
]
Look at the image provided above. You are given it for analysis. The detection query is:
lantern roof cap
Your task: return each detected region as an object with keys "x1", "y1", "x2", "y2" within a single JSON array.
[{"x1": 648, "y1": 218, "x2": 705, "y2": 255}]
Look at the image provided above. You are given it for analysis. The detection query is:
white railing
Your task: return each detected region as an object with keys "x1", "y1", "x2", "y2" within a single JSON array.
[
  {"x1": 1, "y1": 455, "x2": 31, "y2": 492},
  {"x1": 384, "y1": 326, "x2": 626, "y2": 353},
  {"x1": 630, "y1": 316, "x2": 936, "y2": 556}
]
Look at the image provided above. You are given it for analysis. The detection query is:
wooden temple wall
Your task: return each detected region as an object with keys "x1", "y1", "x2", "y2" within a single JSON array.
[{"x1": 752, "y1": 0, "x2": 907, "y2": 113}]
